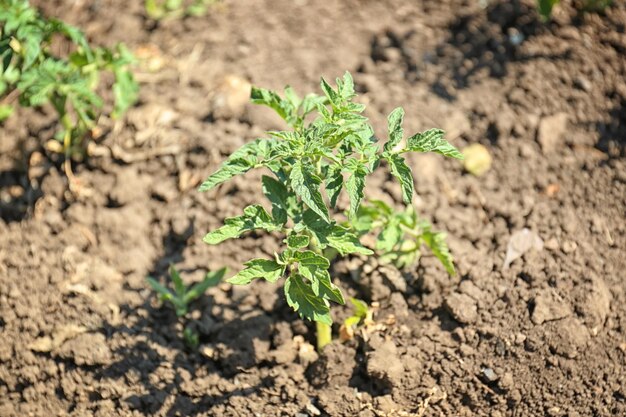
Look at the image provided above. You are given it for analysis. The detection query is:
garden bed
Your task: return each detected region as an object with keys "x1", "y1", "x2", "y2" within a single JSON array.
[{"x1": 0, "y1": 0, "x2": 625, "y2": 415}]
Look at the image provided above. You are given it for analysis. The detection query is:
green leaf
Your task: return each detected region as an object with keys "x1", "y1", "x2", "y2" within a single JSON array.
[
  {"x1": 146, "y1": 277, "x2": 174, "y2": 300},
  {"x1": 350, "y1": 298, "x2": 369, "y2": 319},
  {"x1": 112, "y1": 64, "x2": 138, "y2": 118},
  {"x1": 406, "y1": 128, "x2": 463, "y2": 159},
  {"x1": 286, "y1": 234, "x2": 310, "y2": 249},
  {"x1": 376, "y1": 217, "x2": 403, "y2": 252},
  {"x1": 386, "y1": 154, "x2": 414, "y2": 203},
  {"x1": 0, "y1": 104, "x2": 14, "y2": 121},
  {"x1": 284, "y1": 274, "x2": 332, "y2": 325},
  {"x1": 262, "y1": 175, "x2": 289, "y2": 224},
  {"x1": 292, "y1": 250, "x2": 343, "y2": 304},
  {"x1": 251, "y1": 86, "x2": 295, "y2": 124},
  {"x1": 185, "y1": 267, "x2": 227, "y2": 302},
  {"x1": 422, "y1": 230, "x2": 456, "y2": 276},
  {"x1": 227, "y1": 259, "x2": 284, "y2": 285},
  {"x1": 325, "y1": 165, "x2": 343, "y2": 209},
  {"x1": 346, "y1": 161, "x2": 367, "y2": 218},
  {"x1": 203, "y1": 205, "x2": 281, "y2": 244},
  {"x1": 169, "y1": 264, "x2": 186, "y2": 298},
  {"x1": 320, "y1": 77, "x2": 338, "y2": 106},
  {"x1": 199, "y1": 158, "x2": 252, "y2": 192},
  {"x1": 327, "y1": 226, "x2": 373, "y2": 256},
  {"x1": 384, "y1": 107, "x2": 404, "y2": 152},
  {"x1": 338, "y1": 71, "x2": 355, "y2": 100},
  {"x1": 290, "y1": 160, "x2": 330, "y2": 223}
]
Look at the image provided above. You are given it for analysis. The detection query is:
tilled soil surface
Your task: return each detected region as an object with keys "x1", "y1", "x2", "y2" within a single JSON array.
[{"x1": 1, "y1": 0, "x2": 625, "y2": 416}]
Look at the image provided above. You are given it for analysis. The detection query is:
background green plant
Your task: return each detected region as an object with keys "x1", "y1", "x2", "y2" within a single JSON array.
[
  {"x1": 536, "y1": 0, "x2": 612, "y2": 20},
  {"x1": 147, "y1": 265, "x2": 226, "y2": 348},
  {"x1": 200, "y1": 72, "x2": 461, "y2": 333},
  {"x1": 0, "y1": 0, "x2": 138, "y2": 160},
  {"x1": 145, "y1": 0, "x2": 219, "y2": 20}
]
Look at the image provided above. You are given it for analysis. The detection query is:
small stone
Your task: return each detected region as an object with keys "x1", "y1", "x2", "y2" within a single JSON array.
[
  {"x1": 481, "y1": 367, "x2": 498, "y2": 383},
  {"x1": 305, "y1": 401, "x2": 321, "y2": 416},
  {"x1": 445, "y1": 293, "x2": 478, "y2": 324},
  {"x1": 537, "y1": 113, "x2": 568, "y2": 153},
  {"x1": 531, "y1": 289, "x2": 571, "y2": 325},
  {"x1": 574, "y1": 77, "x2": 592, "y2": 92},
  {"x1": 561, "y1": 240, "x2": 577, "y2": 254},
  {"x1": 462, "y1": 144, "x2": 492, "y2": 176}
]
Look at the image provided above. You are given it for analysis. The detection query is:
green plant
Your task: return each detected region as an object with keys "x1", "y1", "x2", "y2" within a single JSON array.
[
  {"x1": 145, "y1": 0, "x2": 219, "y2": 20},
  {"x1": 200, "y1": 72, "x2": 461, "y2": 349},
  {"x1": 352, "y1": 200, "x2": 455, "y2": 272},
  {"x1": 0, "y1": 0, "x2": 138, "y2": 167},
  {"x1": 147, "y1": 265, "x2": 226, "y2": 348},
  {"x1": 147, "y1": 264, "x2": 226, "y2": 317},
  {"x1": 536, "y1": 0, "x2": 612, "y2": 20}
]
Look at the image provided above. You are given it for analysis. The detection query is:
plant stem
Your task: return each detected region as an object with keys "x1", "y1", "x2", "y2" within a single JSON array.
[
  {"x1": 316, "y1": 320, "x2": 332, "y2": 351},
  {"x1": 309, "y1": 237, "x2": 333, "y2": 351}
]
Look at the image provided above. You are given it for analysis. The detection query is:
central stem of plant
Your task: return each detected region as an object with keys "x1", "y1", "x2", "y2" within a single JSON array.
[
  {"x1": 316, "y1": 320, "x2": 332, "y2": 351},
  {"x1": 309, "y1": 235, "x2": 332, "y2": 351}
]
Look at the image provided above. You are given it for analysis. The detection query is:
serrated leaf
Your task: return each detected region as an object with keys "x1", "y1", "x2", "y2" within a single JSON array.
[
  {"x1": 386, "y1": 154, "x2": 414, "y2": 203},
  {"x1": 227, "y1": 259, "x2": 284, "y2": 285},
  {"x1": 203, "y1": 205, "x2": 281, "y2": 244},
  {"x1": 327, "y1": 226, "x2": 373, "y2": 256},
  {"x1": 422, "y1": 230, "x2": 456, "y2": 275},
  {"x1": 313, "y1": 269, "x2": 344, "y2": 304},
  {"x1": 293, "y1": 250, "x2": 343, "y2": 303},
  {"x1": 384, "y1": 107, "x2": 404, "y2": 152},
  {"x1": 346, "y1": 161, "x2": 367, "y2": 218},
  {"x1": 251, "y1": 86, "x2": 291, "y2": 121},
  {"x1": 262, "y1": 175, "x2": 290, "y2": 224},
  {"x1": 338, "y1": 71, "x2": 355, "y2": 99},
  {"x1": 320, "y1": 77, "x2": 338, "y2": 106},
  {"x1": 286, "y1": 234, "x2": 310, "y2": 249},
  {"x1": 376, "y1": 218, "x2": 403, "y2": 252},
  {"x1": 112, "y1": 65, "x2": 138, "y2": 118},
  {"x1": 325, "y1": 165, "x2": 343, "y2": 209},
  {"x1": 290, "y1": 160, "x2": 330, "y2": 223},
  {"x1": 284, "y1": 274, "x2": 332, "y2": 325},
  {"x1": 199, "y1": 158, "x2": 252, "y2": 192},
  {"x1": 406, "y1": 128, "x2": 463, "y2": 159}
]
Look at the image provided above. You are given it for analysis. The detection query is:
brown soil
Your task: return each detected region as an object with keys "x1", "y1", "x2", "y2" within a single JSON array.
[{"x1": 1, "y1": 0, "x2": 626, "y2": 416}]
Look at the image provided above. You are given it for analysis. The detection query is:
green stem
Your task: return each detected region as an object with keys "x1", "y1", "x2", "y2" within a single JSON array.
[
  {"x1": 309, "y1": 238, "x2": 333, "y2": 351},
  {"x1": 316, "y1": 321, "x2": 332, "y2": 351}
]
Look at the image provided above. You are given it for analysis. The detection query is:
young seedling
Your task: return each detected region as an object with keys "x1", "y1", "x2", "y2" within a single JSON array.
[
  {"x1": 0, "y1": 0, "x2": 138, "y2": 177},
  {"x1": 352, "y1": 200, "x2": 456, "y2": 272},
  {"x1": 200, "y1": 72, "x2": 462, "y2": 349},
  {"x1": 339, "y1": 298, "x2": 373, "y2": 344},
  {"x1": 147, "y1": 265, "x2": 226, "y2": 348}
]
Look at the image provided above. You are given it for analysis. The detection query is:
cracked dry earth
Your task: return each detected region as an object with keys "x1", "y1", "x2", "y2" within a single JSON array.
[{"x1": 1, "y1": 0, "x2": 625, "y2": 416}]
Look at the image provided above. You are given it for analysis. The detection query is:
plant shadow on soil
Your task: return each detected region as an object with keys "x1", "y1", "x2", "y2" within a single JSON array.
[
  {"x1": 417, "y1": 1, "x2": 570, "y2": 101},
  {"x1": 88, "y1": 226, "x2": 285, "y2": 415}
]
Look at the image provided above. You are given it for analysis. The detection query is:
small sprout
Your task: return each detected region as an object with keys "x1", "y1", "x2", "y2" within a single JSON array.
[
  {"x1": 147, "y1": 264, "x2": 226, "y2": 317},
  {"x1": 339, "y1": 298, "x2": 372, "y2": 342},
  {"x1": 200, "y1": 72, "x2": 461, "y2": 349},
  {"x1": 183, "y1": 326, "x2": 199, "y2": 350}
]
